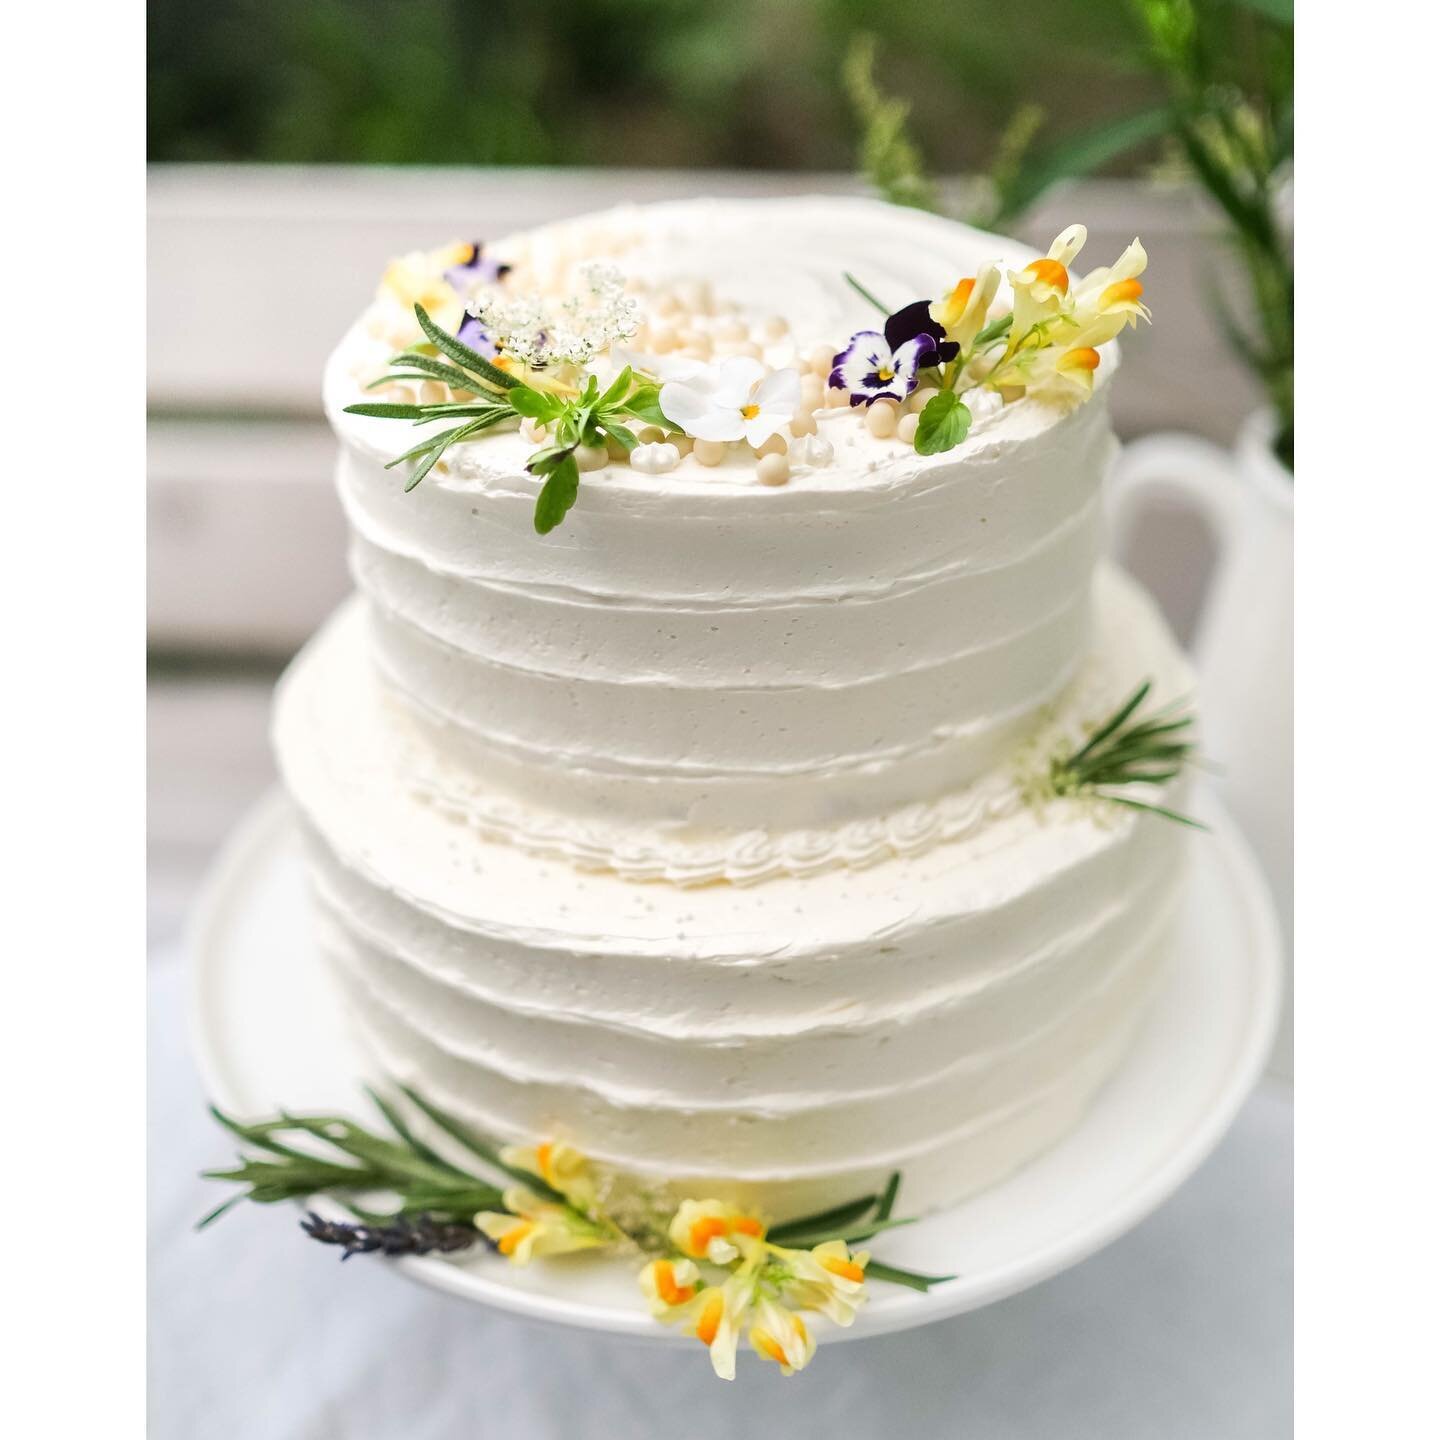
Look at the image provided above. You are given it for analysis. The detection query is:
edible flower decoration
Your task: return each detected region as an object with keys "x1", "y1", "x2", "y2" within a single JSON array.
[
  {"x1": 443, "y1": 240, "x2": 511, "y2": 298},
  {"x1": 475, "y1": 1186, "x2": 610, "y2": 1264},
  {"x1": 828, "y1": 299, "x2": 952, "y2": 407},
  {"x1": 462, "y1": 261, "x2": 639, "y2": 370},
  {"x1": 833, "y1": 221, "x2": 1151, "y2": 456},
  {"x1": 201, "y1": 1091, "x2": 952, "y2": 1384},
  {"x1": 640, "y1": 1201, "x2": 875, "y2": 1379},
  {"x1": 658, "y1": 356, "x2": 802, "y2": 444},
  {"x1": 442, "y1": 241, "x2": 513, "y2": 355}
]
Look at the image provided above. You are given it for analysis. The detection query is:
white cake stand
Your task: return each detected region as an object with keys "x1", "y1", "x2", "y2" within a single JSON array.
[{"x1": 188, "y1": 787, "x2": 1282, "y2": 1344}]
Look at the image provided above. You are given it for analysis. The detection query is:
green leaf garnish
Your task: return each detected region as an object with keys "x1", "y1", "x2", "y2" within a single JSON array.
[
  {"x1": 1047, "y1": 680, "x2": 1206, "y2": 829},
  {"x1": 843, "y1": 270, "x2": 891, "y2": 316},
  {"x1": 914, "y1": 390, "x2": 973, "y2": 456},
  {"x1": 621, "y1": 383, "x2": 671, "y2": 430},
  {"x1": 412, "y1": 303, "x2": 518, "y2": 391},
  {"x1": 529, "y1": 449, "x2": 581, "y2": 536},
  {"x1": 598, "y1": 365, "x2": 634, "y2": 410},
  {"x1": 599, "y1": 420, "x2": 638, "y2": 452},
  {"x1": 507, "y1": 384, "x2": 567, "y2": 423}
]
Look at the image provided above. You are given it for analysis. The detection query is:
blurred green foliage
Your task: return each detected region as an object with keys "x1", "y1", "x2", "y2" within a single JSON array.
[
  {"x1": 147, "y1": 0, "x2": 1167, "y2": 171},
  {"x1": 846, "y1": 0, "x2": 1293, "y2": 465}
]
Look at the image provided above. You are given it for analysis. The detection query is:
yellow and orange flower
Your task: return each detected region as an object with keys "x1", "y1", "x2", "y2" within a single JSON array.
[
  {"x1": 668, "y1": 1198, "x2": 767, "y2": 1264},
  {"x1": 748, "y1": 1296, "x2": 817, "y2": 1377},
  {"x1": 1067, "y1": 237, "x2": 1151, "y2": 348},
  {"x1": 929, "y1": 263, "x2": 1001, "y2": 353},
  {"x1": 500, "y1": 1139, "x2": 595, "y2": 1208},
  {"x1": 474, "y1": 1186, "x2": 609, "y2": 1266},
  {"x1": 375, "y1": 240, "x2": 472, "y2": 336},
  {"x1": 641, "y1": 1260, "x2": 754, "y2": 1380},
  {"x1": 778, "y1": 1238, "x2": 872, "y2": 1326},
  {"x1": 1007, "y1": 223, "x2": 1088, "y2": 344}
]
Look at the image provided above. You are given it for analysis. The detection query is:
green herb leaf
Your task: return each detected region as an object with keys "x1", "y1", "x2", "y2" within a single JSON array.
[
  {"x1": 600, "y1": 421, "x2": 639, "y2": 453},
  {"x1": 364, "y1": 1085, "x2": 469, "y2": 1179},
  {"x1": 971, "y1": 314, "x2": 1013, "y2": 349},
  {"x1": 992, "y1": 107, "x2": 1175, "y2": 227},
  {"x1": 597, "y1": 365, "x2": 633, "y2": 411},
  {"x1": 914, "y1": 390, "x2": 973, "y2": 456},
  {"x1": 875, "y1": 1171, "x2": 901, "y2": 1222},
  {"x1": 507, "y1": 385, "x2": 565, "y2": 422},
  {"x1": 344, "y1": 402, "x2": 431, "y2": 420},
  {"x1": 622, "y1": 384, "x2": 671, "y2": 430},
  {"x1": 843, "y1": 271, "x2": 891, "y2": 317},
  {"x1": 413, "y1": 304, "x2": 518, "y2": 391},
  {"x1": 863, "y1": 1259, "x2": 956, "y2": 1292},
  {"x1": 1046, "y1": 680, "x2": 1205, "y2": 828},
  {"x1": 376, "y1": 353, "x2": 491, "y2": 394},
  {"x1": 532, "y1": 452, "x2": 581, "y2": 536},
  {"x1": 768, "y1": 1194, "x2": 879, "y2": 1246}
]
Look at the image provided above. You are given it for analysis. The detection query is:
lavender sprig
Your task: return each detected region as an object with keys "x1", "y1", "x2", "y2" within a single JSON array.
[{"x1": 300, "y1": 1211, "x2": 483, "y2": 1260}]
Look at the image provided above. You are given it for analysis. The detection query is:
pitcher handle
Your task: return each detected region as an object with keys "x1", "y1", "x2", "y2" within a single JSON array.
[{"x1": 1109, "y1": 431, "x2": 1246, "y2": 659}]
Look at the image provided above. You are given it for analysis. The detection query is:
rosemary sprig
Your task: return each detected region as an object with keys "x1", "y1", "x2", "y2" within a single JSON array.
[
  {"x1": 201, "y1": 1097, "x2": 952, "y2": 1292},
  {"x1": 200, "y1": 1099, "x2": 505, "y2": 1228},
  {"x1": 343, "y1": 305, "x2": 672, "y2": 533},
  {"x1": 765, "y1": 1172, "x2": 953, "y2": 1291},
  {"x1": 1049, "y1": 680, "x2": 1205, "y2": 829}
]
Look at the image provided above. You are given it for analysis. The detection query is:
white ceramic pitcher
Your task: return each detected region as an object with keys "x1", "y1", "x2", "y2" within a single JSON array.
[{"x1": 1110, "y1": 410, "x2": 1294, "y2": 1078}]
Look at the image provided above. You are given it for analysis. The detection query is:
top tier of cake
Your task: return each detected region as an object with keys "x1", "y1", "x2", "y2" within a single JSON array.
[{"x1": 323, "y1": 198, "x2": 1119, "y2": 859}]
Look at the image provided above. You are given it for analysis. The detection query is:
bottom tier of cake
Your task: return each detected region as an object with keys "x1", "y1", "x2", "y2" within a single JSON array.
[{"x1": 273, "y1": 566, "x2": 1194, "y2": 1220}]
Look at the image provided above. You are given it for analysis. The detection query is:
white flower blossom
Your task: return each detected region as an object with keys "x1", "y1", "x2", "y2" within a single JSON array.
[{"x1": 659, "y1": 357, "x2": 802, "y2": 445}]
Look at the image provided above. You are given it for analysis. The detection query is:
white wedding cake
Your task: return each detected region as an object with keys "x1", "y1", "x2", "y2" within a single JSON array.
[{"x1": 274, "y1": 196, "x2": 1194, "y2": 1220}]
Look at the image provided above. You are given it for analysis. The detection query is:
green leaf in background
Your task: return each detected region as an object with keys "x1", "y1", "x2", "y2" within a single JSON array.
[
  {"x1": 914, "y1": 390, "x2": 972, "y2": 456},
  {"x1": 992, "y1": 106, "x2": 1175, "y2": 227},
  {"x1": 1222, "y1": 0, "x2": 1293, "y2": 22},
  {"x1": 529, "y1": 449, "x2": 581, "y2": 535}
]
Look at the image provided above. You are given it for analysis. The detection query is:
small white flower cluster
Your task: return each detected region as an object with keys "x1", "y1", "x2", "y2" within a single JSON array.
[{"x1": 466, "y1": 262, "x2": 639, "y2": 368}]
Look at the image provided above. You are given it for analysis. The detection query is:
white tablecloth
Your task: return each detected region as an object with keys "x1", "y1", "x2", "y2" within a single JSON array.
[{"x1": 149, "y1": 955, "x2": 1291, "y2": 1439}]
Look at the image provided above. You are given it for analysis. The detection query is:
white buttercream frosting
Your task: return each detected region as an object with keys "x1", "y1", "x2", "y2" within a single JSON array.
[
  {"x1": 275, "y1": 196, "x2": 1191, "y2": 1218},
  {"x1": 327, "y1": 200, "x2": 1119, "y2": 839}
]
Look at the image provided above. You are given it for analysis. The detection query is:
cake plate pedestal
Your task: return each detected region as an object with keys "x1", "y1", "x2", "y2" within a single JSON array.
[{"x1": 189, "y1": 787, "x2": 1282, "y2": 1345}]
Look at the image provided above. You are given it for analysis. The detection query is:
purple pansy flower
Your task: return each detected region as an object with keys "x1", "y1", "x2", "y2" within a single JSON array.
[
  {"x1": 446, "y1": 241, "x2": 510, "y2": 357},
  {"x1": 443, "y1": 241, "x2": 511, "y2": 295},
  {"x1": 885, "y1": 300, "x2": 959, "y2": 365},
  {"x1": 456, "y1": 313, "x2": 500, "y2": 357},
  {"x1": 829, "y1": 301, "x2": 952, "y2": 406}
]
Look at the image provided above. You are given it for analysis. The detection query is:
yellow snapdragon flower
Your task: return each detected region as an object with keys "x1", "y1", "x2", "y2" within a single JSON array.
[
  {"x1": 377, "y1": 240, "x2": 471, "y2": 334},
  {"x1": 668, "y1": 1198, "x2": 767, "y2": 1264},
  {"x1": 640, "y1": 1259, "x2": 754, "y2": 1380},
  {"x1": 748, "y1": 1296, "x2": 817, "y2": 1377},
  {"x1": 475, "y1": 1186, "x2": 609, "y2": 1265},
  {"x1": 929, "y1": 263, "x2": 1002, "y2": 352},
  {"x1": 1007, "y1": 223, "x2": 1088, "y2": 344},
  {"x1": 1067, "y1": 237, "x2": 1151, "y2": 349},
  {"x1": 500, "y1": 1139, "x2": 595, "y2": 1208},
  {"x1": 777, "y1": 1238, "x2": 871, "y2": 1327}
]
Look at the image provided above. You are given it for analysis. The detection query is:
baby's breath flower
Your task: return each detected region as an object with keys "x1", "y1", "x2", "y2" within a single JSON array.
[{"x1": 466, "y1": 262, "x2": 639, "y2": 369}]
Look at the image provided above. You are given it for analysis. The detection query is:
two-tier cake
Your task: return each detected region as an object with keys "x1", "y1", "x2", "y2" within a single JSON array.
[{"x1": 273, "y1": 196, "x2": 1193, "y2": 1224}]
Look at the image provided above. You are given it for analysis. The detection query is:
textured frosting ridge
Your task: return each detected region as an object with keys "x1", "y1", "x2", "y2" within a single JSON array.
[{"x1": 275, "y1": 196, "x2": 1194, "y2": 1218}]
